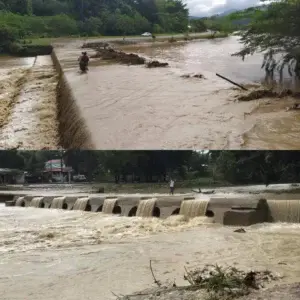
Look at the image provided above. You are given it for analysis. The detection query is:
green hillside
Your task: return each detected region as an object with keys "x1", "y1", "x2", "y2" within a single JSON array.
[
  {"x1": 0, "y1": 0, "x2": 189, "y2": 38},
  {"x1": 197, "y1": 5, "x2": 268, "y2": 33}
]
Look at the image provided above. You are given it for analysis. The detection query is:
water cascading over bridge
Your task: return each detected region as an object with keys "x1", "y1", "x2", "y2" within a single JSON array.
[
  {"x1": 136, "y1": 198, "x2": 158, "y2": 217},
  {"x1": 30, "y1": 197, "x2": 44, "y2": 208},
  {"x1": 73, "y1": 197, "x2": 91, "y2": 211},
  {"x1": 179, "y1": 199, "x2": 209, "y2": 218},
  {"x1": 15, "y1": 197, "x2": 25, "y2": 207},
  {"x1": 102, "y1": 198, "x2": 118, "y2": 214},
  {"x1": 267, "y1": 200, "x2": 300, "y2": 223},
  {"x1": 51, "y1": 197, "x2": 67, "y2": 209}
]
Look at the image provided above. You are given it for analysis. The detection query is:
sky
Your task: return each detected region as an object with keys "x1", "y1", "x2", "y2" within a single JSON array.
[{"x1": 186, "y1": 0, "x2": 263, "y2": 16}]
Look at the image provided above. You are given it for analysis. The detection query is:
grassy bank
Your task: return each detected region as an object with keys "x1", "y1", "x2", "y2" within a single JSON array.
[{"x1": 10, "y1": 44, "x2": 53, "y2": 57}]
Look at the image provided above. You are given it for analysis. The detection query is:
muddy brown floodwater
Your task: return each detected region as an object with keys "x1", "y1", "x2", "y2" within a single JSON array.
[
  {"x1": 0, "y1": 55, "x2": 59, "y2": 149},
  {"x1": 52, "y1": 36, "x2": 300, "y2": 149},
  {"x1": 0, "y1": 36, "x2": 299, "y2": 149},
  {"x1": 2, "y1": 201, "x2": 300, "y2": 300}
]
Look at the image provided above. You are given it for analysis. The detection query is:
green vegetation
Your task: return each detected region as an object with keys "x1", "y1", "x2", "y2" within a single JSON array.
[
  {"x1": 0, "y1": 0, "x2": 190, "y2": 55},
  {"x1": 0, "y1": 150, "x2": 300, "y2": 185},
  {"x1": 195, "y1": 5, "x2": 267, "y2": 34},
  {"x1": 233, "y1": 0, "x2": 300, "y2": 78}
]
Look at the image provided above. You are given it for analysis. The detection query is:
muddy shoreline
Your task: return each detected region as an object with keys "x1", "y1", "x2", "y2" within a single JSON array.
[{"x1": 119, "y1": 282, "x2": 300, "y2": 300}]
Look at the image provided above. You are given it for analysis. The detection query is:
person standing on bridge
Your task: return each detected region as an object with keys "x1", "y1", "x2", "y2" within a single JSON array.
[
  {"x1": 78, "y1": 52, "x2": 89, "y2": 71},
  {"x1": 169, "y1": 178, "x2": 175, "y2": 195}
]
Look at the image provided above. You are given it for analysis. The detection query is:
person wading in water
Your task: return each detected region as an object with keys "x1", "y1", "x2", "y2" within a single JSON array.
[
  {"x1": 78, "y1": 52, "x2": 89, "y2": 72},
  {"x1": 169, "y1": 178, "x2": 175, "y2": 195}
]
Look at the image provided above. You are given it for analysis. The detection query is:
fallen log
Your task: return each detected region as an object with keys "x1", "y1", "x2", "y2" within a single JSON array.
[{"x1": 216, "y1": 73, "x2": 248, "y2": 91}]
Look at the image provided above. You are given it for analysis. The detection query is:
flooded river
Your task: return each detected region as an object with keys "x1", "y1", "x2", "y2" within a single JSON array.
[
  {"x1": 0, "y1": 36, "x2": 299, "y2": 149},
  {"x1": 54, "y1": 36, "x2": 300, "y2": 149},
  {"x1": 0, "y1": 56, "x2": 59, "y2": 149},
  {"x1": 2, "y1": 200, "x2": 300, "y2": 300}
]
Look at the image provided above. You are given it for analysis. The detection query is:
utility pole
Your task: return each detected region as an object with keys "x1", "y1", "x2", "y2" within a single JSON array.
[{"x1": 60, "y1": 150, "x2": 64, "y2": 184}]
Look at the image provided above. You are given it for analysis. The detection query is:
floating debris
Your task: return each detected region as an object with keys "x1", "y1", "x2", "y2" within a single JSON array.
[
  {"x1": 181, "y1": 73, "x2": 206, "y2": 79},
  {"x1": 146, "y1": 60, "x2": 169, "y2": 68},
  {"x1": 237, "y1": 88, "x2": 300, "y2": 102}
]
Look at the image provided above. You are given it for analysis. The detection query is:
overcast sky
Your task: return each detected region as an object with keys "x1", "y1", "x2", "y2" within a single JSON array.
[{"x1": 186, "y1": 0, "x2": 263, "y2": 16}]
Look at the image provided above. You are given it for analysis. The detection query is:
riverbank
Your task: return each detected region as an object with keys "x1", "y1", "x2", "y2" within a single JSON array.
[
  {"x1": 120, "y1": 280, "x2": 300, "y2": 300},
  {"x1": 1, "y1": 182, "x2": 299, "y2": 196},
  {"x1": 1, "y1": 32, "x2": 229, "y2": 57},
  {"x1": 3, "y1": 42, "x2": 53, "y2": 57},
  {"x1": 26, "y1": 32, "x2": 229, "y2": 49},
  {"x1": 118, "y1": 265, "x2": 286, "y2": 300}
]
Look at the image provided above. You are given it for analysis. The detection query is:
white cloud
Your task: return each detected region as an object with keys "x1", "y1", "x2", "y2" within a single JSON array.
[{"x1": 185, "y1": 0, "x2": 262, "y2": 16}]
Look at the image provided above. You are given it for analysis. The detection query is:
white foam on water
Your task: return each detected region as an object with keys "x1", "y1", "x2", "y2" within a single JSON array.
[{"x1": 0, "y1": 205, "x2": 215, "y2": 254}]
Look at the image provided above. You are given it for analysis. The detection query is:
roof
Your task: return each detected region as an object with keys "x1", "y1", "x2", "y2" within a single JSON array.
[
  {"x1": 44, "y1": 160, "x2": 73, "y2": 173},
  {"x1": 0, "y1": 168, "x2": 24, "y2": 175}
]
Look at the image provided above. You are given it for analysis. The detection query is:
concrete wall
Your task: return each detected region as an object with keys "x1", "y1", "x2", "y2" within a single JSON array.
[
  {"x1": 115, "y1": 196, "x2": 140, "y2": 216},
  {"x1": 4, "y1": 192, "x2": 299, "y2": 226},
  {"x1": 208, "y1": 197, "x2": 268, "y2": 225},
  {"x1": 155, "y1": 196, "x2": 187, "y2": 218},
  {"x1": 51, "y1": 49, "x2": 94, "y2": 149},
  {"x1": 0, "y1": 193, "x2": 15, "y2": 203},
  {"x1": 43, "y1": 196, "x2": 58, "y2": 208},
  {"x1": 89, "y1": 196, "x2": 106, "y2": 212}
]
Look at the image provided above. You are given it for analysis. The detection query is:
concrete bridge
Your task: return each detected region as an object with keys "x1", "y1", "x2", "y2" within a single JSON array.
[{"x1": 4, "y1": 191, "x2": 300, "y2": 225}]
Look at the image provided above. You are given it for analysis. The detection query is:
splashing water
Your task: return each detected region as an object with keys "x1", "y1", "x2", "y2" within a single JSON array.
[
  {"x1": 51, "y1": 197, "x2": 66, "y2": 209},
  {"x1": 179, "y1": 199, "x2": 209, "y2": 218},
  {"x1": 102, "y1": 198, "x2": 118, "y2": 214},
  {"x1": 73, "y1": 197, "x2": 90, "y2": 211},
  {"x1": 136, "y1": 198, "x2": 157, "y2": 217},
  {"x1": 15, "y1": 197, "x2": 25, "y2": 207},
  {"x1": 267, "y1": 200, "x2": 300, "y2": 223},
  {"x1": 30, "y1": 197, "x2": 44, "y2": 208}
]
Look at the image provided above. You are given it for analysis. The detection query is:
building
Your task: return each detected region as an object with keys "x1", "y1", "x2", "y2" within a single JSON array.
[
  {"x1": 43, "y1": 159, "x2": 73, "y2": 183},
  {"x1": 0, "y1": 168, "x2": 25, "y2": 184}
]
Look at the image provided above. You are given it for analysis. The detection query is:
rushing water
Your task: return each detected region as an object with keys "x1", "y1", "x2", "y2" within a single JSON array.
[
  {"x1": 2, "y1": 202, "x2": 300, "y2": 300},
  {"x1": 51, "y1": 36, "x2": 300, "y2": 149},
  {"x1": 179, "y1": 199, "x2": 208, "y2": 218},
  {"x1": 0, "y1": 37, "x2": 299, "y2": 149},
  {"x1": 73, "y1": 197, "x2": 90, "y2": 211},
  {"x1": 0, "y1": 55, "x2": 59, "y2": 149},
  {"x1": 136, "y1": 198, "x2": 157, "y2": 217}
]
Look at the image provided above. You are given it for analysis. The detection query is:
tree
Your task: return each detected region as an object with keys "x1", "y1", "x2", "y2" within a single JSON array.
[
  {"x1": 0, "y1": 0, "x2": 190, "y2": 39},
  {"x1": 190, "y1": 19, "x2": 207, "y2": 33},
  {"x1": 0, "y1": 150, "x2": 25, "y2": 169},
  {"x1": 0, "y1": 24, "x2": 19, "y2": 52},
  {"x1": 233, "y1": 0, "x2": 300, "y2": 78},
  {"x1": 208, "y1": 150, "x2": 300, "y2": 185}
]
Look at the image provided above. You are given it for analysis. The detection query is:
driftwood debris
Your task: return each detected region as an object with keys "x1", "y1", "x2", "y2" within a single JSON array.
[
  {"x1": 216, "y1": 73, "x2": 248, "y2": 91},
  {"x1": 146, "y1": 60, "x2": 169, "y2": 68}
]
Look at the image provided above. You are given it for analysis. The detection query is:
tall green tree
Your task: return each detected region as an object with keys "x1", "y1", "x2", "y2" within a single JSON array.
[{"x1": 233, "y1": 0, "x2": 300, "y2": 78}]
